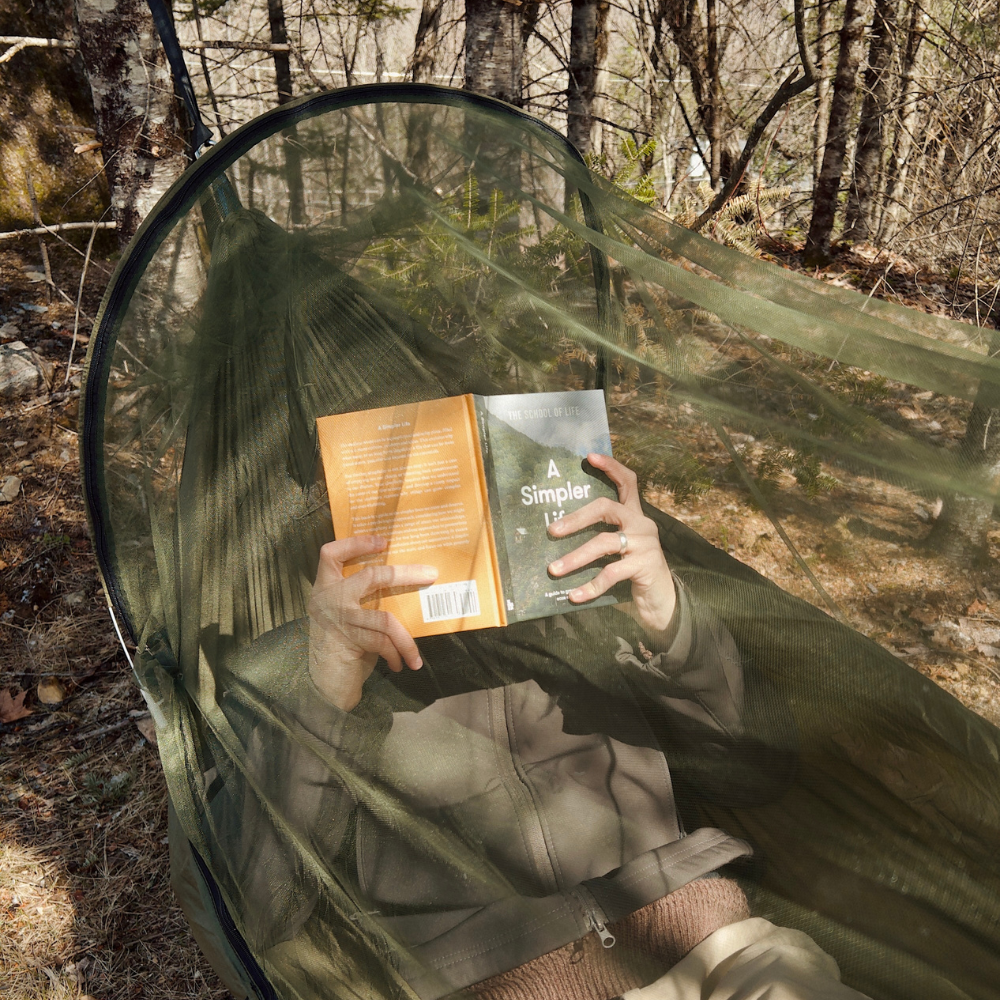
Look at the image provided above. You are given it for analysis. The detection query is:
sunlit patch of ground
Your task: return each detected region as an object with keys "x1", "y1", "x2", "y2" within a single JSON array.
[
  {"x1": 0, "y1": 838, "x2": 80, "y2": 998},
  {"x1": 647, "y1": 460, "x2": 1000, "y2": 728}
]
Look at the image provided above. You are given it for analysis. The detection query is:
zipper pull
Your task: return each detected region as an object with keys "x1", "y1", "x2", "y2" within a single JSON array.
[{"x1": 589, "y1": 912, "x2": 616, "y2": 948}]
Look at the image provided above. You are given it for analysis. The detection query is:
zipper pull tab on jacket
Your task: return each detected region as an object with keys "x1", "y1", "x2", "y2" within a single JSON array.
[{"x1": 589, "y1": 912, "x2": 616, "y2": 948}]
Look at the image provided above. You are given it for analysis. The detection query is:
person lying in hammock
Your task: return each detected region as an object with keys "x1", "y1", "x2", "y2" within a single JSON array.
[{"x1": 262, "y1": 449, "x2": 869, "y2": 1000}]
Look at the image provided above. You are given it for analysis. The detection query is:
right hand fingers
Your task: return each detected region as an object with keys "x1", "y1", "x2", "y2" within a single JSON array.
[
  {"x1": 345, "y1": 562, "x2": 438, "y2": 600},
  {"x1": 316, "y1": 605, "x2": 424, "y2": 671},
  {"x1": 315, "y1": 535, "x2": 388, "y2": 583}
]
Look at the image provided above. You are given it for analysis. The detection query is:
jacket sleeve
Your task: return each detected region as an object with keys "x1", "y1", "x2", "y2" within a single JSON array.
[
  {"x1": 218, "y1": 621, "x2": 392, "y2": 946},
  {"x1": 611, "y1": 578, "x2": 794, "y2": 809},
  {"x1": 613, "y1": 576, "x2": 744, "y2": 738}
]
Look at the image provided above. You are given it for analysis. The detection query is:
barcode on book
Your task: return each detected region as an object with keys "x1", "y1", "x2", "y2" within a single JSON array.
[{"x1": 419, "y1": 580, "x2": 481, "y2": 623}]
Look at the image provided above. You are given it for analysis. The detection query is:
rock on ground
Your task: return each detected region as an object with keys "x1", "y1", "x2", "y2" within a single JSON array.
[
  {"x1": 0, "y1": 340, "x2": 51, "y2": 399},
  {"x1": 0, "y1": 475, "x2": 21, "y2": 503}
]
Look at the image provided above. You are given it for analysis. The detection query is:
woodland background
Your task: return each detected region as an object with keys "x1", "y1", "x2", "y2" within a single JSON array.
[{"x1": 3, "y1": 0, "x2": 1000, "y2": 997}]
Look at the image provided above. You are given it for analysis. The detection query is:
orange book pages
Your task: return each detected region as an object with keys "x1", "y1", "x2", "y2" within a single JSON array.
[{"x1": 316, "y1": 396, "x2": 504, "y2": 638}]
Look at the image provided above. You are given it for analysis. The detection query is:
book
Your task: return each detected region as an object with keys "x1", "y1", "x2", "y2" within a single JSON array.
[{"x1": 316, "y1": 390, "x2": 627, "y2": 638}]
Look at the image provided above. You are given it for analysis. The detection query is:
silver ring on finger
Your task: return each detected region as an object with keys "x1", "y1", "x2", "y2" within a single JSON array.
[{"x1": 618, "y1": 531, "x2": 628, "y2": 556}]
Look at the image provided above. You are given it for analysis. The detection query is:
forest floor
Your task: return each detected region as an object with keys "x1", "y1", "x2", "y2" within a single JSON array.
[
  {"x1": 2, "y1": 234, "x2": 1000, "y2": 999},
  {"x1": 1, "y1": 241, "x2": 227, "y2": 999}
]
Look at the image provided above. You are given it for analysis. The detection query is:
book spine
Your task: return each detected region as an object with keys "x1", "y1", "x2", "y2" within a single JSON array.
[
  {"x1": 467, "y1": 395, "x2": 509, "y2": 627},
  {"x1": 472, "y1": 395, "x2": 513, "y2": 624}
]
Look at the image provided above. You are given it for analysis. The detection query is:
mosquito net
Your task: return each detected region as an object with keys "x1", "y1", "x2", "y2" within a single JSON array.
[{"x1": 81, "y1": 85, "x2": 1000, "y2": 1000}]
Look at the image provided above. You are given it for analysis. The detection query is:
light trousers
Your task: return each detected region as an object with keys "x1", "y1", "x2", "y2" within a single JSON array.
[{"x1": 625, "y1": 918, "x2": 871, "y2": 1000}]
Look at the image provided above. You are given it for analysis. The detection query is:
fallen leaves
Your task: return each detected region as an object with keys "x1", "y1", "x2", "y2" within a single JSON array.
[
  {"x1": 36, "y1": 678, "x2": 67, "y2": 706},
  {"x1": 0, "y1": 687, "x2": 32, "y2": 722},
  {"x1": 134, "y1": 715, "x2": 157, "y2": 746}
]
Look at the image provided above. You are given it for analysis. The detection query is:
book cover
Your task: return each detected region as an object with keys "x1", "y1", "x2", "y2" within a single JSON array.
[
  {"x1": 316, "y1": 396, "x2": 505, "y2": 638},
  {"x1": 316, "y1": 390, "x2": 624, "y2": 637},
  {"x1": 475, "y1": 391, "x2": 627, "y2": 621}
]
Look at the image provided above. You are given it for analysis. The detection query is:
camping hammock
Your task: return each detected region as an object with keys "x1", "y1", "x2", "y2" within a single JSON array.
[{"x1": 80, "y1": 83, "x2": 1000, "y2": 1000}]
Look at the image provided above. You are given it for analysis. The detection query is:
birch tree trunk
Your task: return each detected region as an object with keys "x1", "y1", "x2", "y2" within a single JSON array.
[
  {"x1": 843, "y1": 0, "x2": 899, "y2": 242},
  {"x1": 73, "y1": 0, "x2": 187, "y2": 247},
  {"x1": 464, "y1": 0, "x2": 523, "y2": 106},
  {"x1": 568, "y1": 0, "x2": 599, "y2": 156},
  {"x1": 591, "y1": 0, "x2": 611, "y2": 158},
  {"x1": 804, "y1": 0, "x2": 867, "y2": 264}
]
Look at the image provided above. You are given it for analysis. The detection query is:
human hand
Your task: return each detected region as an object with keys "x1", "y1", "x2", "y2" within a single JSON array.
[
  {"x1": 308, "y1": 536, "x2": 437, "y2": 712},
  {"x1": 546, "y1": 453, "x2": 676, "y2": 633}
]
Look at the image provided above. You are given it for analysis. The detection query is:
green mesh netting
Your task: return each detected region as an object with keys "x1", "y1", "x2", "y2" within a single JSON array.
[{"x1": 81, "y1": 85, "x2": 1000, "y2": 1000}]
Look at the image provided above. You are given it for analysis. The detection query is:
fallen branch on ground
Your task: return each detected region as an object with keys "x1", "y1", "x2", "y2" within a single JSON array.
[{"x1": 72, "y1": 713, "x2": 150, "y2": 743}]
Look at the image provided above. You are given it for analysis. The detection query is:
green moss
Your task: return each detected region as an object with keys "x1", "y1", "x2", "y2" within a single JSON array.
[{"x1": 0, "y1": 0, "x2": 109, "y2": 228}]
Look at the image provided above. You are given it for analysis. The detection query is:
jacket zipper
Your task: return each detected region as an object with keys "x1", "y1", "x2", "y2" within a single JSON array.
[
  {"x1": 572, "y1": 885, "x2": 616, "y2": 948},
  {"x1": 487, "y1": 688, "x2": 560, "y2": 895}
]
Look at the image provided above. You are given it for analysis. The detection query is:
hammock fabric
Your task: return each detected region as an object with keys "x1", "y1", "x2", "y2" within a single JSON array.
[{"x1": 81, "y1": 85, "x2": 1000, "y2": 1000}]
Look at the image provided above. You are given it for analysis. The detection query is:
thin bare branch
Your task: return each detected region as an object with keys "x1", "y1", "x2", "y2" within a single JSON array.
[
  {"x1": 0, "y1": 222, "x2": 116, "y2": 242},
  {"x1": 692, "y1": 0, "x2": 815, "y2": 232},
  {"x1": 0, "y1": 36, "x2": 75, "y2": 65}
]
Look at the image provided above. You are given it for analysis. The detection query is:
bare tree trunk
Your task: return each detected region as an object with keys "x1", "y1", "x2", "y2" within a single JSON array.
[
  {"x1": 843, "y1": 0, "x2": 899, "y2": 242},
  {"x1": 880, "y1": 0, "x2": 925, "y2": 243},
  {"x1": 73, "y1": 0, "x2": 187, "y2": 248},
  {"x1": 410, "y1": 0, "x2": 444, "y2": 82},
  {"x1": 813, "y1": 0, "x2": 832, "y2": 187},
  {"x1": 190, "y1": 1, "x2": 225, "y2": 137},
  {"x1": 705, "y1": 0, "x2": 721, "y2": 189},
  {"x1": 662, "y1": 0, "x2": 737, "y2": 188},
  {"x1": 267, "y1": 0, "x2": 293, "y2": 103},
  {"x1": 660, "y1": 93, "x2": 678, "y2": 211},
  {"x1": 804, "y1": 0, "x2": 867, "y2": 265},
  {"x1": 591, "y1": 0, "x2": 611, "y2": 158},
  {"x1": 928, "y1": 326, "x2": 1000, "y2": 563},
  {"x1": 568, "y1": 0, "x2": 599, "y2": 156},
  {"x1": 691, "y1": 0, "x2": 816, "y2": 230},
  {"x1": 464, "y1": 0, "x2": 523, "y2": 107},
  {"x1": 266, "y1": 0, "x2": 304, "y2": 226}
]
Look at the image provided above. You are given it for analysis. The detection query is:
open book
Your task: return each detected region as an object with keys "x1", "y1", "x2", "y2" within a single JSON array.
[{"x1": 316, "y1": 390, "x2": 626, "y2": 638}]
